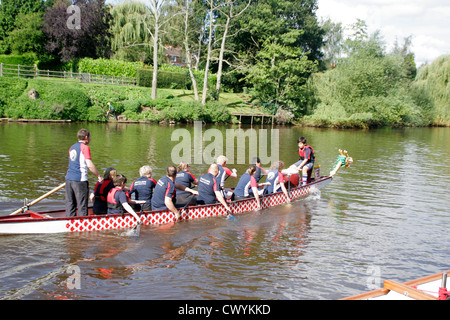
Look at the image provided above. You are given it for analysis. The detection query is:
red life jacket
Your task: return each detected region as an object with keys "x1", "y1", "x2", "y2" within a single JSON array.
[
  {"x1": 299, "y1": 145, "x2": 315, "y2": 161},
  {"x1": 107, "y1": 187, "x2": 130, "y2": 211},
  {"x1": 94, "y1": 179, "x2": 112, "y2": 201}
]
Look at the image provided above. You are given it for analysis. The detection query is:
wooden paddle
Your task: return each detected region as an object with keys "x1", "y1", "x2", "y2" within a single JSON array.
[{"x1": 10, "y1": 182, "x2": 66, "y2": 215}]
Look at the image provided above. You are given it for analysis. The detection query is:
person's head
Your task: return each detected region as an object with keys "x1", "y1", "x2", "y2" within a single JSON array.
[
  {"x1": 139, "y1": 165, "x2": 152, "y2": 177},
  {"x1": 167, "y1": 165, "x2": 177, "y2": 179},
  {"x1": 77, "y1": 129, "x2": 91, "y2": 143},
  {"x1": 247, "y1": 164, "x2": 257, "y2": 176},
  {"x1": 270, "y1": 160, "x2": 284, "y2": 171},
  {"x1": 177, "y1": 162, "x2": 190, "y2": 172},
  {"x1": 251, "y1": 157, "x2": 261, "y2": 165},
  {"x1": 113, "y1": 174, "x2": 127, "y2": 188},
  {"x1": 216, "y1": 155, "x2": 228, "y2": 165},
  {"x1": 209, "y1": 163, "x2": 219, "y2": 176},
  {"x1": 298, "y1": 137, "x2": 307, "y2": 148},
  {"x1": 103, "y1": 167, "x2": 117, "y2": 180}
]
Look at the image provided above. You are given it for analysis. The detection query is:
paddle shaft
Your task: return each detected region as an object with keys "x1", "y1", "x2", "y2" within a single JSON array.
[{"x1": 10, "y1": 183, "x2": 66, "y2": 215}]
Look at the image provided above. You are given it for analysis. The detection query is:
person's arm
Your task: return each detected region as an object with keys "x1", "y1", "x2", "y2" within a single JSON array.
[
  {"x1": 290, "y1": 159, "x2": 307, "y2": 171},
  {"x1": 278, "y1": 174, "x2": 291, "y2": 202},
  {"x1": 214, "y1": 191, "x2": 231, "y2": 213},
  {"x1": 122, "y1": 202, "x2": 141, "y2": 222},
  {"x1": 224, "y1": 167, "x2": 238, "y2": 179},
  {"x1": 250, "y1": 176, "x2": 261, "y2": 210},
  {"x1": 175, "y1": 183, "x2": 198, "y2": 195},
  {"x1": 86, "y1": 159, "x2": 103, "y2": 182},
  {"x1": 165, "y1": 197, "x2": 180, "y2": 219}
]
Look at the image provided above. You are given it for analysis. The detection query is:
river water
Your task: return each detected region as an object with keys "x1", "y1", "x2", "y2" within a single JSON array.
[{"x1": 0, "y1": 122, "x2": 449, "y2": 300}]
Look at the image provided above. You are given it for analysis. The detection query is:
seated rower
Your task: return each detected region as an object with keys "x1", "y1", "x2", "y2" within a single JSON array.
[
  {"x1": 151, "y1": 166, "x2": 197, "y2": 220},
  {"x1": 234, "y1": 165, "x2": 261, "y2": 211},
  {"x1": 252, "y1": 157, "x2": 267, "y2": 183},
  {"x1": 129, "y1": 165, "x2": 157, "y2": 211},
  {"x1": 175, "y1": 162, "x2": 199, "y2": 205},
  {"x1": 90, "y1": 167, "x2": 116, "y2": 215},
  {"x1": 196, "y1": 164, "x2": 231, "y2": 213},
  {"x1": 289, "y1": 137, "x2": 315, "y2": 186},
  {"x1": 107, "y1": 174, "x2": 146, "y2": 222},
  {"x1": 264, "y1": 161, "x2": 291, "y2": 202},
  {"x1": 215, "y1": 155, "x2": 237, "y2": 188}
]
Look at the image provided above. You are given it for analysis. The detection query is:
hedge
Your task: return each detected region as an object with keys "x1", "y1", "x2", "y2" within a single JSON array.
[
  {"x1": 0, "y1": 53, "x2": 38, "y2": 66},
  {"x1": 78, "y1": 58, "x2": 143, "y2": 78},
  {"x1": 137, "y1": 68, "x2": 187, "y2": 89}
]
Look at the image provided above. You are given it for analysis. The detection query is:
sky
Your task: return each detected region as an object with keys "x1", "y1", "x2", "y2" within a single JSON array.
[{"x1": 316, "y1": 0, "x2": 450, "y2": 66}]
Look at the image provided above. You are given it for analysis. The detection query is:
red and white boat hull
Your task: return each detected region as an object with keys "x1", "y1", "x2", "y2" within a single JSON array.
[{"x1": 0, "y1": 176, "x2": 332, "y2": 235}]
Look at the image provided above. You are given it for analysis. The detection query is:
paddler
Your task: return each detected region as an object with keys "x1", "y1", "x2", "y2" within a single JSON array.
[
  {"x1": 129, "y1": 165, "x2": 157, "y2": 211},
  {"x1": 233, "y1": 165, "x2": 261, "y2": 211},
  {"x1": 106, "y1": 174, "x2": 146, "y2": 219},
  {"x1": 90, "y1": 167, "x2": 116, "y2": 215},
  {"x1": 290, "y1": 137, "x2": 315, "y2": 186},
  {"x1": 151, "y1": 166, "x2": 198, "y2": 220},
  {"x1": 263, "y1": 161, "x2": 291, "y2": 202},
  {"x1": 215, "y1": 155, "x2": 237, "y2": 189},
  {"x1": 175, "y1": 162, "x2": 199, "y2": 205},
  {"x1": 196, "y1": 164, "x2": 231, "y2": 213},
  {"x1": 252, "y1": 156, "x2": 267, "y2": 183}
]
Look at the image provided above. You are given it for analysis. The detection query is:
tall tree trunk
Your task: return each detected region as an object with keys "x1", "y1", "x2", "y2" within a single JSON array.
[
  {"x1": 201, "y1": 1, "x2": 214, "y2": 105},
  {"x1": 152, "y1": 22, "x2": 159, "y2": 100},
  {"x1": 184, "y1": 0, "x2": 199, "y2": 101},
  {"x1": 215, "y1": 16, "x2": 230, "y2": 100}
]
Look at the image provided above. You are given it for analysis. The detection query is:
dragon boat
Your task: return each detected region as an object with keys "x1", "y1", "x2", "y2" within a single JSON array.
[
  {"x1": 0, "y1": 150, "x2": 353, "y2": 235},
  {"x1": 0, "y1": 174, "x2": 330, "y2": 235}
]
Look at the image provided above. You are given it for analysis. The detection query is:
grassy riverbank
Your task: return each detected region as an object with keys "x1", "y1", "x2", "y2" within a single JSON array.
[{"x1": 0, "y1": 77, "x2": 258, "y2": 124}]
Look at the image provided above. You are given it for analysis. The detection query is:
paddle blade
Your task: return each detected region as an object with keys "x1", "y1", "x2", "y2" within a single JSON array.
[{"x1": 123, "y1": 224, "x2": 140, "y2": 237}]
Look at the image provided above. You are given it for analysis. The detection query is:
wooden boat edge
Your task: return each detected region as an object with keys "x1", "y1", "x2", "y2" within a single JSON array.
[{"x1": 341, "y1": 270, "x2": 450, "y2": 300}]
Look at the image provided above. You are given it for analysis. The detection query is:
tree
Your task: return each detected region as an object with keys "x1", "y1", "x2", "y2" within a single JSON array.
[
  {"x1": 319, "y1": 18, "x2": 343, "y2": 69},
  {"x1": 201, "y1": 0, "x2": 215, "y2": 105},
  {"x1": 213, "y1": 0, "x2": 251, "y2": 98},
  {"x1": 244, "y1": 30, "x2": 318, "y2": 115},
  {"x1": 43, "y1": 0, "x2": 112, "y2": 63},
  {"x1": 110, "y1": 0, "x2": 174, "y2": 100},
  {"x1": 0, "y1": 0, "x2": 45, "y2": 53},
  {"x1": 7, "y1": 12, "x2": 46, "y2": 55},
  {"x1": 391, "y1": 36, "x2": 417, "y2": 80},
  {"x1": 231, "y1": 0, "x2": 324, "y2": 63},
  {"x1": 181, "y1": 0, "x2": 199, "y2": 101},
  {"x1": 307, "y1": 21, "x2": 424, "y2": 127}
]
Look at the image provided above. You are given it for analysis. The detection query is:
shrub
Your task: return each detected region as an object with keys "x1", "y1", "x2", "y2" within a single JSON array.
[
  {"x1": 0, "y1": 53, "x2": 38, "y2": 66},
  {"x1": 4, "y1": 80, "x2": 92, "y2": 120},
  {"x1": 78, "y1": 58, "x2": 143, "y2": 77},
  {"x1": 136, "y1": 68, "x2": 187, "y2": 89},
  {"x1": 122, "y1": 100, "x2": 141, "y2": 113}
]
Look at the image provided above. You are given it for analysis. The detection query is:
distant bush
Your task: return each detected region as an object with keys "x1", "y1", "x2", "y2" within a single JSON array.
[
  {"x1": 0, "y1": 53, "x2": 38, "y2": 66},
  {"x1": 136, "y1": 68, "x2": 187, "y2": 89},
  {"x1": 78, "y1": 58, "x2": 143, "y2": 77}
]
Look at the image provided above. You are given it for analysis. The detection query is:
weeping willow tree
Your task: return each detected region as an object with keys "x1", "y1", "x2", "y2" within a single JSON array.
[
  {"x1": 110, "y1": 1, "x2": 151, "y2": 62},
  {"x1": 110, "y1": 0, "x2": 172, "y2": 100},
  {"x1": 412, "y1": 55, "x2": 450, "y2": 125}
]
